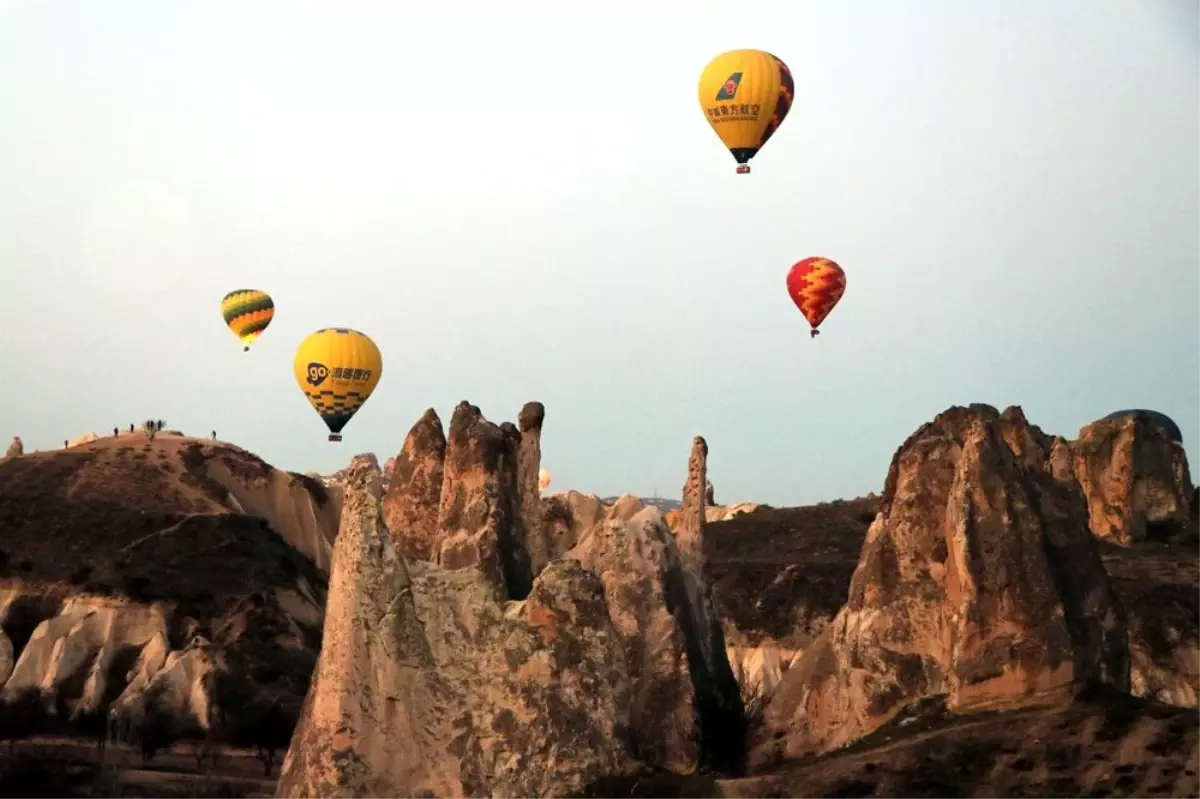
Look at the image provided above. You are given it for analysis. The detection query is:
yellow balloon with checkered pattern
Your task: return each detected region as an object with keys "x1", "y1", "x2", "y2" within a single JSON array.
[
  {"x1": 698, "y1": 49, "x2": 795, "y2": 174},
  {"x1": 292, "y1": 328, "x2": 383, "y2": 442}
]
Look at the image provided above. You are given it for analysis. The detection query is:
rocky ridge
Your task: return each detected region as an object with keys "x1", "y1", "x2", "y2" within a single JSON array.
[
  {"x1": 0, "y1": 400, "x2": 1192, "y2": 796},
  {"x1": 279, "y1": 402, "x2": 747, "y2": 795},
  {"x1": 0, "y1": 433, "x2": 336, "y2": 743}
]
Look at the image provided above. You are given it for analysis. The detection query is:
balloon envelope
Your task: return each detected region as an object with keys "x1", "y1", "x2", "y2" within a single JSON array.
[
  {"x1": 538, "y1": 468, "x2": 552, "y2": 492},
  {"x1": 1099, "y1": 409, "x2": 1183, "y2": 443},
  {"x1": 221, "y1": 289, "x2": 275, "y2": 351},
  {"x1": 698, "y1": 49, "x2": 794, "y2": 173},
  {"x1": 786, "y1": 257, "x2": 847, "y2": 336},
  {"x1": 292, "y1": 328, "x2": 383, "y2": 441}
]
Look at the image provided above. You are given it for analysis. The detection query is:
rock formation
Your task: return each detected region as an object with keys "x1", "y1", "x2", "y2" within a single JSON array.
[
  {"x1": 4, "y1": 436, "x2": 22, "y2": 459},
  {"x1": 518, "y1": 401, "x2": 551, "y2": 578},
  {"x1": 435, "y1": 402, "x2": 533, "y2": 600},
  {"x1": 539, "y1": 444, "x2": 748, "y2": 773},
  {"x1": 539, "y1": 490, "x2": 610, "y2": 560},
  {"x1": 673, "y1": 437, "x2": 745, "y2": 770},
  {"x1": 0, "y1": 435, "x2": 331, "y2": 739},
  {"x1": 381, "y1": 409, "x2": 446, "y2": 561},
  {"x1": 1067, "y1": 413, "x2": 1194, "y2": 546},
  {"x1": 279, "y1": 407, "x2": 751, "y2": 791},
  {"x1": 754, "y1": 405, "x2": 1131, "y2": 765},
  {"x1": 0, "y1": 593, "x2": 227, "y2": 738},
  {"x1": 197, "y1": 442, "x2": 342, "y2": 572},
  {"x1": 320, "y1": 452, "x2": 395, "y2": 496},
  {"x1": 0, "y1": 628, "x2": 13, "y2": 685},
  {"x1": 276, "y1": 461, "x2": 633, "y2": 798}
]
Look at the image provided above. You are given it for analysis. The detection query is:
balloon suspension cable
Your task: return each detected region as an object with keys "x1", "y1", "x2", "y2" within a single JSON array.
[
  {"x1": 328, "y1": 434, "x2": 343, "y2": 442},
  {"x1": 736, "y1": 164, "x2": 751, "y2": 175},
  {"x1": 810, "y1": 328, "x2": 820, "y2": 339}
]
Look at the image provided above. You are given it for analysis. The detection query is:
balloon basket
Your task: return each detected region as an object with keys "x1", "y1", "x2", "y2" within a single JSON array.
[
  {"x1": 810, "y1": 329, "x2": 820, "y2": 339},
  {"x1": 243, "y1": 346, "x2": 250, "y2": 352},
  {"x1": 328, "y1": 434, "x2": 343, "y2": 442},
  {"x1": 736, "y1": 165, "x2": 751, "y2": 175}
]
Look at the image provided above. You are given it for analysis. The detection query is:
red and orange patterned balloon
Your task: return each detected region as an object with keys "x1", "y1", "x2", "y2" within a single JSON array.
[{"x1": 786, "y1": 257, "x2": 847, "y2": 338}]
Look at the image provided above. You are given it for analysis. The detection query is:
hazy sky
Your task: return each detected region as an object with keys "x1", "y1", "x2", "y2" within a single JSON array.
[{"x1": 1, "y1": 0, "x2": 1196, "y2": 506}]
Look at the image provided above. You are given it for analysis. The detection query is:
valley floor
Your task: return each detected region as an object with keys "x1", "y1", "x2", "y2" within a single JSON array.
[{"x1": 0, "y1": 737, "x2": 277, "y2": 798}]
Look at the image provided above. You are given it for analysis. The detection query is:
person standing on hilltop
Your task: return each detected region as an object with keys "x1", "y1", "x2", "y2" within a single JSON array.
[
  {"x1": 129, "y1": 423, "x2": 134, "y2": 433},
  {"x1": 211, "y1": 430, "x2": 217, "y2": 440},
  {"x1": 113, "y1": 427, "x2": 119, "y2": 437}
]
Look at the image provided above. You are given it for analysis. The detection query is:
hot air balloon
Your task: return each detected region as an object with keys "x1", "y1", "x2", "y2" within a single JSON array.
[
  {"x1": 1099, "y1": 409, "x2": 1183, "y2": 443},
  {"x1": 786, "y1": 257, "x2": 846, "y2": 338},
  {"x1": 698, "y1": 49, "x2": 795, "y2": 174},
  {"x1": 538, "y1": 468, "x2": 552, "y2": 493},
  {"x1": 220, "y1": 290, "x2": 275, "y2": 352},
  {"x1": 292, "y1": 328, "x2": 383, "y2": 442}
]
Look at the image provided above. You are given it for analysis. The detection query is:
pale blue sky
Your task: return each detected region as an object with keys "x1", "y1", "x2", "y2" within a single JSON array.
[{"x1": 1, "y1": 0, "x2": 1196, "y2": 506}]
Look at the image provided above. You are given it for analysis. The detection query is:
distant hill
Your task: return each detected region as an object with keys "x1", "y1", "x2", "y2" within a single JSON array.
[{"x1": 602, "y1": 496, "x2": 681, "y2": 512}]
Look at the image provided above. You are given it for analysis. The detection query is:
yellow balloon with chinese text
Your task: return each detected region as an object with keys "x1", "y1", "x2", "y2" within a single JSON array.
[
  {"x1": 292, "y1": 328, "x2": 383, "y2": 442},
  {"x1": 698, "y1": 49, "x2": 794, "y2": 174}
]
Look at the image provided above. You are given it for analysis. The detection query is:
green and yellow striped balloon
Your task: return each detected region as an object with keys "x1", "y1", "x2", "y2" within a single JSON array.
[{"x1": 220, "y1": 289, "x2": 275, "y2": 352}]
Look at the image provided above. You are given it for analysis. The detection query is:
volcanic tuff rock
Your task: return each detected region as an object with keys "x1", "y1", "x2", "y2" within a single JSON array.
[
  {"x1": 0, "y1": 435, "x2": 330, "y2": 739},
  {"x1": 281, "y1": 407, "x2": 751, "y2": 791},
  {"x1": 381, "y1": 408, "x2": 446, "y2": 561},
  {"x1": 518, "y1": 401, "x2": 551, "y2": 578},
  {"x1": 1067, "y1": 413, "x2": 1195, "y2": 546},
  {"x1": 676, "y1": 437, "x2": 745, "y2": 767},
  {"x1": 435, "y1": 401, "x2": 533, "y2": 600},
  {"x1": 754, "y1": 404, "x2": 1131, "y2": 765},
  {"x1": 319, "y1": 452, "x2": 396, "y2": 496},
  {"x1": 540, "y1": 490, "x2": 611, "y2": 560},
  {"x1": 706, "y1": 405, "x2": 1198, "y2": 713},
  {"x1": 561, "y1": 439, "x2": 745, "y2": 774},
  {"x1": 276, "y1": 461, "x2": 633, "y2": 799}
]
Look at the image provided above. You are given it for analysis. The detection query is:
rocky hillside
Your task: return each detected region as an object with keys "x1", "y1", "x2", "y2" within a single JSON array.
[
  {"x1": 0, "y1": 432, "x2": 337, "y2": 745},
  {"x1": 0, "y1": 401, "x2": 1194, "y2": 797}
]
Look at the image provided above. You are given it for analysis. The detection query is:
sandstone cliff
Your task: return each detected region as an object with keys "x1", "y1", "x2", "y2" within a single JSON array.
[
  {"x1": 276, "y1": 461, "x2": 634, "y2": 798},
  {"x1": 1066, "y1": 413, "x2": 1194, "y2": 546},
  {"x1": 435, "y1": 401, "x2": 533, "y2": 600},
  {"x1": 380, "y1": 400, "x2": 555, "y2": 597},
  {"x1": 381, "y1": 409, "x2": 446, "y2": 562},
  {"x1": 279, "y1": 406, "x2": 748, "y2": 794},
  {"x1": 754, "y1": 405, "x2": 1132, "y2": 764}
]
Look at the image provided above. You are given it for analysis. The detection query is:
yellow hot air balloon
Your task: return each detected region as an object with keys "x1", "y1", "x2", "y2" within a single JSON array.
[
  {"x1": 220, "y1": 289, "x2": 275, "y2": 352},
  {"x1": 538, "y1": 468, "x2": 552, "y2": 493},
  {"x1": 698, "y1": 49, "x2": 794, "y2": 174},
  {"x1": 292, "y1": 328, "x2": 383, "y2": 442}
]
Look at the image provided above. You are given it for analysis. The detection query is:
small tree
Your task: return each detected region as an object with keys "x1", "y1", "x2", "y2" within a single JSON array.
[
  {"x1": 0, "y1": 690, "x2": 48, "y2": 752},
  {"x1": 134, "y1": 686, "x2": 177, "y2": 762},
  {"x1": 195, "y1": 734, "x2": 224, "y2": 773},
  {"x1": 69, "y1": 707, "x2": 110, "y2": 754},
  {"x1": 227, "y1": 702, "x2": 294, "y2": 777}
]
